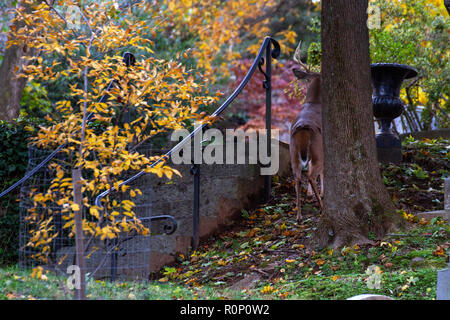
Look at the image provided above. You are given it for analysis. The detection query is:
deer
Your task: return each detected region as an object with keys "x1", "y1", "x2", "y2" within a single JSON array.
[{"x1": 289, "y1": 41, "x2": 323, "y2": 223}]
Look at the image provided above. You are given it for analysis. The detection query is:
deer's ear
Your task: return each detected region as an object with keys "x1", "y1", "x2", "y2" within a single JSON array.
[{"x1": 292, "y1": 68, "x2": 310, "y2": 80}]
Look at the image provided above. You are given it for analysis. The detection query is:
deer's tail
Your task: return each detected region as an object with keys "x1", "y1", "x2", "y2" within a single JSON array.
[{"x1": 293, "y1": 129, "x2": 311, "y2": 170}]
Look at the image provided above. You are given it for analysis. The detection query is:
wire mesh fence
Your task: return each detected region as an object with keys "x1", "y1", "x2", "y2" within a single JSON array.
[
  {"x1": 18, "y1": 146, "x2": 72, "y2": 275},
  {"x1": 18, "y1": 144, "x2": 174, "y2": 286}
]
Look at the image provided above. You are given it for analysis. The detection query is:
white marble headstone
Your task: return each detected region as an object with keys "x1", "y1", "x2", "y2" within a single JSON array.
[
  {"x1": 436, "y1": 178, "x2": 450, "y2": 300},
  {"x1": 437, "y1": 267, "x2": 450, "y2": 300}
]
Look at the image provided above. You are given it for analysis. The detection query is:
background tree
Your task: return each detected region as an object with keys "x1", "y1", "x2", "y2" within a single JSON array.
[
  {"x1": 315, "y1": 0, "x2": 404, "y2": 248},
  {"x1": 0, "y1": 0, "x2": 40, "y2": 122},
  {"x1": 0, "y1": 0, "x2": 320, "y2": 121},
  {"x1": 370, "y1": 0, "x2": 449, "y2": 131},
  {"x1": 305, "y1": 0, "x2": 449, "y2": 132}
]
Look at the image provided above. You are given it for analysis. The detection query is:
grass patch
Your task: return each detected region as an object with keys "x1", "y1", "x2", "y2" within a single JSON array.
[
  {"x1": 0, "y1": 265, "x2": 219, "y2": 300},
  {"x1": 1, "y1": 137, "x2": 448, "y2": 300}
]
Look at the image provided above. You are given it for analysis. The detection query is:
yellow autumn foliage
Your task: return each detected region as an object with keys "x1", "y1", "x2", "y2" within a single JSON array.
[{"x1": 10, "y1": 0, "x2": 219, "y2": 267}]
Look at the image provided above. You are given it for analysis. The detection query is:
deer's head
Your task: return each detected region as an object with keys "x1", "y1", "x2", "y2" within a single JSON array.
[{"x1": 292, "y1": 41, "x2": 321, "y2": 104}]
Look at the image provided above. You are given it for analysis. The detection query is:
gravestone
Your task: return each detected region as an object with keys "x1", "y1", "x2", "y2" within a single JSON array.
[
  {"x1": 416, "y1": 177, "x2": 450, "y2": 221},
  {"x1": 437, "y1": 266, "x2": 450, "y2": 300},
  {"x1": 435, "y1": 178, "x2": 450, "y2": 300}
]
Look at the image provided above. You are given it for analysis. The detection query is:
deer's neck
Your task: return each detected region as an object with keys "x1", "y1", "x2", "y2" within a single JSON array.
[{"x1": 305, "y1": 78, "x2": 321, "y2": 104}]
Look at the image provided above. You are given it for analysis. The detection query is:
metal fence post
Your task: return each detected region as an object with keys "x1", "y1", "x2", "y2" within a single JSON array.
[
  {"x1": 111, "y1": 238, "x2": 118, "y2": 281},
  {"x1": 264, "y1": 41, "x2": 272, "y2": 203},
  {"x1": 191, "y1": 163, "x2": 200, "y2": 250}
]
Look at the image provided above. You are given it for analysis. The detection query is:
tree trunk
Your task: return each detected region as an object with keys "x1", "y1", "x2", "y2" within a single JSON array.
[
  {"x1": 72, "y1": 168, "x2": 86, "y2": 300},
  {"x1": 0, "y1": 40, "x2": 30, "y2": 122},
  {"x1": 315, "y1": 0, "x2": 404, "y2": 248},
  {"x1": 0, "y1": 1, "x2": 35, "y2": 122}
]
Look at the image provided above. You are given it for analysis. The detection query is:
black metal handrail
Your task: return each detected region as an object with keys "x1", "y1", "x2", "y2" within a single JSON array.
[
  {"x1": 94, "y1": 37, "x2": 280, "y2": 251},
  {"x1": 94, "y1": 36, "x2": 280, "y2": 209},
  {"x1": 5, "y1": 37, "x2": 281, "y2": 263},
  {"x1": 0, "y1": 52, "x2": 135, "y2": 199}
]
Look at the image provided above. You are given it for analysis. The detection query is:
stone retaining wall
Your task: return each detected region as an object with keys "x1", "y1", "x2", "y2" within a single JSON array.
[
  {"x1": 143, "y1": 138, "x2": 291, "y2": 274},
  {"x1": 52, "y1": 138, "x2": 291, "y2": 279},
  {"x1": 400, "y1": 128, "x2": 450, "y2": 141}
]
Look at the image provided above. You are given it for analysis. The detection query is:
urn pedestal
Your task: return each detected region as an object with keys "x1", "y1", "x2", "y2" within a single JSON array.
[{"x1": 370, "y1": 63, "x2": 418, "y2": 164}]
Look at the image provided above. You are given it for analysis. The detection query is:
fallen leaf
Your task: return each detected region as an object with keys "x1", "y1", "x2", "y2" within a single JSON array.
[
  {"x1": 331, "y1": 264, "x2": 341, "y2": 271},
  {"x1": 331, "y1": 275, "x2": 341, "y2": 281},
  {"x1": 260, "y1": 285, "x2": 274, "y2": 294},
  {"x1": 433, "y1": 246, "x2": 445, "y2": 256},
  {"x1": 315, "y1": 259, "x2": 325, "y2": 266},
  {"x1": 285, "y1": 259, "x2": 295, "y2": 263}
]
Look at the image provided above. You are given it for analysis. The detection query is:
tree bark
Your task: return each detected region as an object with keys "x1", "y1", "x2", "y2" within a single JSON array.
[
  {"x1": 0, "y1": 39, "x2": 30, "y2": 122},
  {"x1": 315, "y1": 0, "x2": 403, "y2": 248},
  {"x1": 0, "y1": 1, "x2": 35, "y2": 122}
]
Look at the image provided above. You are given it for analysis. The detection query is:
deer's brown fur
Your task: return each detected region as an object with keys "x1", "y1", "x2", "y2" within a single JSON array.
[{"x1": 290, "y1": 68, "x2": 323, "y2": 223}]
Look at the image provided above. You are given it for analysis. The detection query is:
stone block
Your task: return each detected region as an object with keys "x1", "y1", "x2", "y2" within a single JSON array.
[{"x1": 150, "y1": 251, "x2": 174, "y2": 273}]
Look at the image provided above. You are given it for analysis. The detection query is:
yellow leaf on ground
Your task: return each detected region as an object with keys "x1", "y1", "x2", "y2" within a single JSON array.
[
  {"x1": 433, "y1": 246, "x2": 445, "y2": 256},
  {"x1": 316, "y1": 259, "x2": 325, "y2": 266},
  {"x1": 331, "y1": 275, "x2": 341, "y2": 281},
  {"x1": 285, "y1": 259, "x2": 295, "y2": 263}
]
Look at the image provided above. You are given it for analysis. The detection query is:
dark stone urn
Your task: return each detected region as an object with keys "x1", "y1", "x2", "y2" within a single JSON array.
[{"x1": 370, "y1": 63, "x2": 418, "y2": 164}]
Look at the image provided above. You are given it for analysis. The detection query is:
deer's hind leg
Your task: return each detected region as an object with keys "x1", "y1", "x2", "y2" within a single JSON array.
[
  {"x1": 295, "y1": 170, "x2": 303, "y2": 223},
  {"x1": 290, "y1": 142, "x2": 303, "y2": 223},
  {"x1": 307, "y1": 170, "x2": 323, "y2": 210},
  {"x1": 307, "y1": 132, "x2": 324, "y2": 208}
]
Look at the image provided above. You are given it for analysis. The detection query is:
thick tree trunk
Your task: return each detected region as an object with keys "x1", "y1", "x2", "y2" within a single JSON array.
[
  {"x1": 315, "y1": 0, "x2": 403, "y2": 248},
  {"x1": 0, "y1": 1, "x2": 35, "y2": 122},
  {"x1": 0, "y1": 39, "x2": 30, "y2": 122}
]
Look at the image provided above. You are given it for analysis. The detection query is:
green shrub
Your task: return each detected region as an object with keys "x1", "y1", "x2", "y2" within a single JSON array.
[{"x1": 0, "y1": 121, "x2": 33, "y2": 266}]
